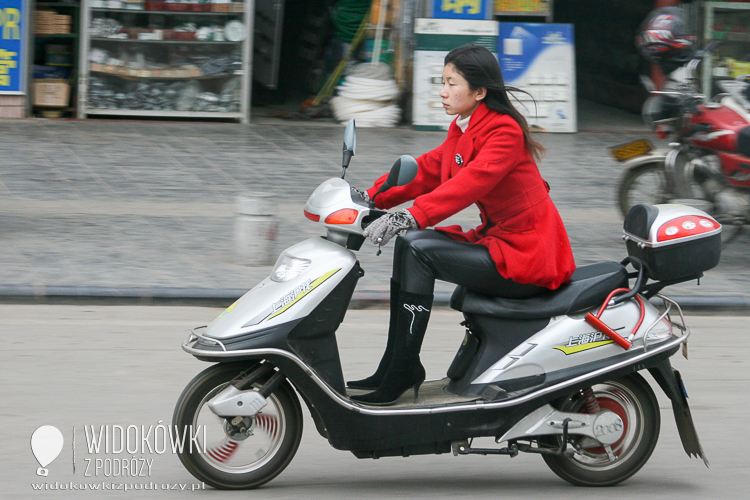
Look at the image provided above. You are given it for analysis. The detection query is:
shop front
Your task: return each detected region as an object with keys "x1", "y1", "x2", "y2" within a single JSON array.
[{"x1": 8, "y1": 1, "x2": 739, "y2": 123}]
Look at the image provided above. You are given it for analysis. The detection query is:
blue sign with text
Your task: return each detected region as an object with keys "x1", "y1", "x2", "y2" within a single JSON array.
[
  {"x1": 0, "y1": 0, "x2": 25, "y2": 93},
  {"x1": 432, "y1": 0, "x2": 490, "y2": 20},
  {"x1": 498, "y1": 23, "x2": 574, "y2": 83}
]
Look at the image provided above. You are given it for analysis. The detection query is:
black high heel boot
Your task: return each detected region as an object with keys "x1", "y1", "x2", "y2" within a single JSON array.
[
  {"x1": 350, "y1": 291, "x2": 433, "y2": 406},
  {"x1": 347, "y1": 279, "x2": 400, "y2": 390}
]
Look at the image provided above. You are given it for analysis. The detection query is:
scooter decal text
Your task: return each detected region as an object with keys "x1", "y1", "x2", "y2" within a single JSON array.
[
  {"x1": 274, "y1": 279, "x2": 313, "y2": 312},
  {"x1": 554, "y1": 331, "x2": 616, "y2": 355},
  {"x1": 263, "y1": 268, "x2": 341, "y2": 322}
]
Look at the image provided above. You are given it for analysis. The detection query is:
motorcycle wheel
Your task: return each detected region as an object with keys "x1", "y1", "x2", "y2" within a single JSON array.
[
  {"x1": 617, "y1": 159, "x2": 669, "y2": 217},
  {"x1": 173, "y1": 362, "x2": 303, "y2": 489},
  {"x1": 541, "y1": 373, "x2": 660, "y2": 487}
]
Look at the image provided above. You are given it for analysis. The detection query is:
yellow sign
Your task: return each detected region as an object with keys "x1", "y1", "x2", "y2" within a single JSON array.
[
  {"x1": 442, "y1": 0, "x2": 482, "y2": 16},
  {"x1": 495, "y1": 0, "x2": 549, "y2": 13},
  {"x1": 610, "y1": 139, "x2": 654, "y2": 162}
]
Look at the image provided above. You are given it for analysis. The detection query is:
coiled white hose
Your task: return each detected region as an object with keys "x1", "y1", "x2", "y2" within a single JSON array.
[{"x1": 331, "y1": 62, "x2": 401, "y2": 127}]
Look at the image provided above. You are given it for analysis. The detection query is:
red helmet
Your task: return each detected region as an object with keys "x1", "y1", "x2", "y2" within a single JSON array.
[{"x1": 636, "y1": 7, "x2": 694, "y2": 65}]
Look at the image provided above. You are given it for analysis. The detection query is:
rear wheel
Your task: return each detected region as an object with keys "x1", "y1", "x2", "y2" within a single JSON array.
[
  {"x1": 173, "y1": 363, "x2": 303, "y2": 489},
  {"x1": 542, "y1": 374, "x2": 660, "y2": 486},
  {"x1": 617, "y1": 159, "x2": 669, "y2": 217}
]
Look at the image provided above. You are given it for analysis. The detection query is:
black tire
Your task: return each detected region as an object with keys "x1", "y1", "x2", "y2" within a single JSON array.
[
  {"x1": 542, "y1": 373, "x2": 660, "y2": 487},
  {"x1": 173, "y1": 363, "x2": 303, "y2": 489},
  {"x1": 617, "y1": 160, "x2": 669, "y2": 217}
]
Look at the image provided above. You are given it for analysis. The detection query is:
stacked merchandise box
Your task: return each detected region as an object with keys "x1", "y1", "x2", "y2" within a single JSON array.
[
  {"x1": 33, "y1": 80, "x2": 70, "y2": 108},
  {"x1": 34, "y1": 10, "x2": 72, "y2": 35}
]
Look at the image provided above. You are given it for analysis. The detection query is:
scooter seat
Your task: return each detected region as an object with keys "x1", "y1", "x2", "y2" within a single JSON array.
[{"x1": 450, "y1": 262, "x2": 629, "y2": 320}]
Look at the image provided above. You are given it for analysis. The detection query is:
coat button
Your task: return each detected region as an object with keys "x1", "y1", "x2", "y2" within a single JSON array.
[{"x1": 455, "y1": 154, "x2": 463, "y2": 166}]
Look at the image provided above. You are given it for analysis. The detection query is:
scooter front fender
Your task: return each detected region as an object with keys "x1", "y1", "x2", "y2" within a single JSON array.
[{"x1": 205, "y1": 237, "x2": 358, "y2": 340}]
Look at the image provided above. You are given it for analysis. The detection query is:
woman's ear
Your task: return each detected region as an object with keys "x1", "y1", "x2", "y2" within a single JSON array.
[{"x1": 475, "y1": 87, "x2": 487, "y2": 101}]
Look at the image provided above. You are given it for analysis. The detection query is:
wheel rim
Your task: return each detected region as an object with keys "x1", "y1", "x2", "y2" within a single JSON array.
[
  {"x1": 624, "y1": 164, "x2": 667, "y2": 209},
  {"x1": 566, "y1": 382, "x2": 646, "y2": 471},
  {"x1": 192, "y1": 382, "x2": 287, "y2": 474}
]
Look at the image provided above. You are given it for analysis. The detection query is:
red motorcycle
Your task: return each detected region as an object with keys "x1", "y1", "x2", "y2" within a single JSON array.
[{"x1": 615, "y1": 9, "x2": 750, "y2": 238}]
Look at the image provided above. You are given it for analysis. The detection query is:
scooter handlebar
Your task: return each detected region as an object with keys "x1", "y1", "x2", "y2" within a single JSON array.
[{"x1": 361, "y1": 210, "x2": 388, "y2": 230}]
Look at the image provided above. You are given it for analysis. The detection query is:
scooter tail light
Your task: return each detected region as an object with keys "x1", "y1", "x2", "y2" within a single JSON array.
[
  {"x1": 304, "y1": 210, "x2": 320, "y2": 222},
  {"x1": 324, "y1": 208, "x2": 359, "y2": 225},
  {"x1": 656, "y1": 215, "x2": 719, "y2": 242}
]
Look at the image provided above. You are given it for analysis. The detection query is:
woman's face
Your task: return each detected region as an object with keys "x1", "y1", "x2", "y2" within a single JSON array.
[{"x1": 440, "y1": 63, "x2": 485, "y2": 119}]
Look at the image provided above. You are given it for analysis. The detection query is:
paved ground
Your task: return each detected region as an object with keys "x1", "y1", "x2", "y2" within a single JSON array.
[
  {"x1": 0, "y1": 100, "x2": 748, "y2": 309},
  {"x1": 2, "y1": 305, "x2": 747, "y2": 498}
]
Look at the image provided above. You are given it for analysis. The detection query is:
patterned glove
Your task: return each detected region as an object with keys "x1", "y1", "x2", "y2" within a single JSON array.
[
  {"x1": 350, "y1": 186, "x2": 370, "y2": 204},
  {"x1": 364, "y1": 209, "x2": 419, "y2": 246}
]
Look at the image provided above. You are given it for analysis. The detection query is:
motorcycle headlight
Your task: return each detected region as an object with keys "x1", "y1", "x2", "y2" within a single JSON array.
[{"x1": 271, "y1": 254, "x2": 311, "y2": 282}]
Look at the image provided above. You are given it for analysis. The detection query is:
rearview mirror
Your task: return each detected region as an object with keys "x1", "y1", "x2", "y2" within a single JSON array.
[
  {"x1": 371, "y1": 155, "x2": 418, "y2": 204},
  {"x1": 386, "y1": 155, "x2": 418, "y2": 187},
  {"x1": 342, "y1": 119, "x2": 357, "y2": 176}
]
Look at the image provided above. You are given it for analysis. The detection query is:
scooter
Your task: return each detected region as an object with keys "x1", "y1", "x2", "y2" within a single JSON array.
[{"x1": 175, "y1": 120, "x2": 713, "y2": 489}]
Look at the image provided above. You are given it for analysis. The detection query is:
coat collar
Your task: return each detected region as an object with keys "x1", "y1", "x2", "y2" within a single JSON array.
[{"x1": 447, "y1": 102, "x2": 493, "y2": 139}]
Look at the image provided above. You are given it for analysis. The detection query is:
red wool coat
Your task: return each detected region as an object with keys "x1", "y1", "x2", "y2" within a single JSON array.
[{"x1": 367, "y1": 103, "x2": 576, "y2": 290}]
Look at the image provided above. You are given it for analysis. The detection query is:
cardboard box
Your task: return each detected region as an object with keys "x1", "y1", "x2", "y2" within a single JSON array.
[
  {"x1": 34, "y1": 11, "x2": 72, "y2": 35},
  {"x1": 33, "y1": 79, "x2": 70, "y2": 107}
]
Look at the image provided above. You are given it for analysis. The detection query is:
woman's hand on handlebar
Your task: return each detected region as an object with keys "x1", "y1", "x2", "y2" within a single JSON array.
[
  {"x1": 350, "y1": 186, "x2": 370, "y2": 205},
  {"x1": 363, "y1": 209, "x2": 419, "y2": 246}
]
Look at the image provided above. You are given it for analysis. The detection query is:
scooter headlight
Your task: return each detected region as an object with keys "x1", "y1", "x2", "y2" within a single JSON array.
[{"x1": 271, "y1": 254, "x2": 311, "y2": 282}]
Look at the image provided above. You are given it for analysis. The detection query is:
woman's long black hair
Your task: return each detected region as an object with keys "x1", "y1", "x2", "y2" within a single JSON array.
[{"x1": 445, "y1": 44, "x2": 545, "y2": 162}]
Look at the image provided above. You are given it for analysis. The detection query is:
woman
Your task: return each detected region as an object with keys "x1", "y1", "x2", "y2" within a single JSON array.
[{"x1": 349, "y1": 44, "x2": 576, "y2": 406}]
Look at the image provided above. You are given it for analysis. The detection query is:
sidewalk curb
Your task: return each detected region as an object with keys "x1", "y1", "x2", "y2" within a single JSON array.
[{"x1": 0, "y1": 285, "x2": 747, "y2": 313}]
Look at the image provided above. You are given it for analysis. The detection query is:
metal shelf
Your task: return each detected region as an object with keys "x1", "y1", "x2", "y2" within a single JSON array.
[
  {"x1": 90, "y1": 8, "x2": 244, "y2": 16},
  {"x1": 34, "y1": 33, "x2": 78, "y2": 39},
  {"x1": 90, "y1": 66, "x2": 242, "y2": 80},
  {"x1": 36, "y1": 2, "x2": 79, "y2": 7},
  {"x1": 90, "y1": 38, "x2": 243, "y2": 44},
  {"x1": 79, "y1": 0, "x2": 253, "y2": 123},
  {"x1": 83, "y1": 109, "x2": 243, "y2": 119}
]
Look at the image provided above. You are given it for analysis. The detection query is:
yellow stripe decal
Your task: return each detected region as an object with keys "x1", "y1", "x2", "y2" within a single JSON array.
[
  {"x1": 219, "y1": 299, "x2": 239, "y2": 318},
  {"x1": 554, "y1": 340, "x2": 614, "y2": 355},
  {"x1": 264, "y1": 268, "x2": 342, "y2": 322}
]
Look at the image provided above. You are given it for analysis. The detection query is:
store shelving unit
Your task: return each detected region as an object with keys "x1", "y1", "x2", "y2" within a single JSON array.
[
  {"x1": 33, "y1": 1, "x2": 81, "y2": 117},
  {"x1": 78, "y1": 2, "x2": 253, "y2": 123},
  {"x1": 702, "y1": 1, "x2": 750, "y2": 100}
]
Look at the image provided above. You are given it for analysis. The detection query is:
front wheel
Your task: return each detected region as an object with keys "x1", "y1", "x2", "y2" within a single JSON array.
[
  {"x1": 617, "y1": 158, "x2": 670, "y2": 217},
  {"x1": 541, "y1": 373, "x2": 660, "y2": 486},
  {"x1": 173, "y1": 362, "x2": 303, "y2": 489}
]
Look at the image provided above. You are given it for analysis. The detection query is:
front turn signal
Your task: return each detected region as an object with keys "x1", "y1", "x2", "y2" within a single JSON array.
[
  {"x1": 304, "y1": 210, "x2": 320, "y2": 222},
  {"x1": 324, "y1": 209, "x2": 359, "y2": 225}
]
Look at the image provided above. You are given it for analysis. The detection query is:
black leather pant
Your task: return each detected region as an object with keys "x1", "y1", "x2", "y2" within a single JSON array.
[{"x1": 393, "y1": 230, "x2": 545, "y2": 297}]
